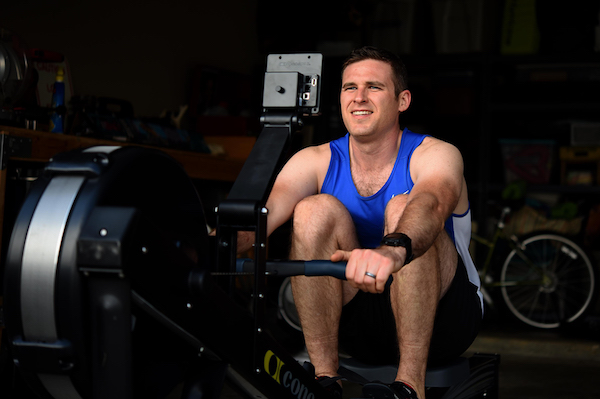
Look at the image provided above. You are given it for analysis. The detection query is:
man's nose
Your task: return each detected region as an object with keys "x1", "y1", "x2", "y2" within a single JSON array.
[{"x1": 353, "y1": 87, "x2": 367, "y2": 103}]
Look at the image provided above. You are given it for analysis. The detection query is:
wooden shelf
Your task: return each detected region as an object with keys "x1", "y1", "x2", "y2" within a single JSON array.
[{"x1": 0, "y1": 125, "x2": 254, "y2": 182}]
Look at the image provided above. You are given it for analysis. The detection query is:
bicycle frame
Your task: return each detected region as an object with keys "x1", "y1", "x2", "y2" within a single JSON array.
[{"x1": 471, "y1": 209, "x2": 548, "y2": 303}]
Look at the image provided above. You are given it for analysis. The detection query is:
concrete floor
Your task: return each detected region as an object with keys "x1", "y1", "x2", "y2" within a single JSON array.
[
  {"x1": 462, "y1": 317, "x2": 600, "y2": 399},
  {"x1": 495, "y1": 355, "x2": 600, "y2": 399}
]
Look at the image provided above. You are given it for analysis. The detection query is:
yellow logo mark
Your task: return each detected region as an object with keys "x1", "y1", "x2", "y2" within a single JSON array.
[{"x1": 264, "y1": 350, "x2": 285, "y2": 384}]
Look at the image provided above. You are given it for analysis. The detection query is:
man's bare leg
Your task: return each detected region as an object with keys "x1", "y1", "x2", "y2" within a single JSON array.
[
  {"x1": 385, "y1": 195, "x2": 457, "y2": 399},
  {"x1": 289, "y1": 194, "x2": 360, "y2": 378}
]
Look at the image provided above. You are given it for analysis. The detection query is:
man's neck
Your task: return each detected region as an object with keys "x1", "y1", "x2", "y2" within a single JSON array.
[
  {"x1": 349, "y1": 128, "x2": 403, "y2": 171},
  {"x1": 348, "y1": 128, "x2": 404, "y2": 197}
]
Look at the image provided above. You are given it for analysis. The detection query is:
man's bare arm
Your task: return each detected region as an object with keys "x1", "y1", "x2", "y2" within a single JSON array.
[
  {"x1": 390, "y1": 137, "x2": 465, "y2": 260},
  {"x1": 236, "y1": 144, "x2": 329, "y2": 253}
]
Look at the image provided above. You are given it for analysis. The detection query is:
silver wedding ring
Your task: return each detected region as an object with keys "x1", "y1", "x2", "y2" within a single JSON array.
[{"x1": 365, "y1": 271, "x2": 376, "y2": 279}]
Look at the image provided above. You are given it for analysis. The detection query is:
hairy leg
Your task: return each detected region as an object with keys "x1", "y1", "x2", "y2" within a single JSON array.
[
  {"x1": 289, "y1": 194, "x2": 360, "y2": 378},
  {"x1": 385, "y1": 195, "x2": 457, "y2": 398}
]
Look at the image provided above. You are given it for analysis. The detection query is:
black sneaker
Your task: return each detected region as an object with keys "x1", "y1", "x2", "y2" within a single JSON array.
[
  {"x1": 363, "y1": 381, "x2": 419, "y2": 399},
  {"x1": 316, "y1": 375, "x2": 343, "y2": 399}
]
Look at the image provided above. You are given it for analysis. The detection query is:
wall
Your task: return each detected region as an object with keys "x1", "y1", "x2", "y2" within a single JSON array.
[{"x1": 1, "y1": 0, "x2": 260, "y2": 117}]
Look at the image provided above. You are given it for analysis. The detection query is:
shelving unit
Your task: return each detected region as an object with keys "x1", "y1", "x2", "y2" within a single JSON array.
[{"x1": 397, "y1": 53, "x2": 600, "y2": 233}]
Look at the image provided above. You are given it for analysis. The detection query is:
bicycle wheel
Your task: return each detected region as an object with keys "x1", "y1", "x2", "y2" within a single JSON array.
[{"x1": 500, "y1": 233, "x2": 596, "y2": 329}]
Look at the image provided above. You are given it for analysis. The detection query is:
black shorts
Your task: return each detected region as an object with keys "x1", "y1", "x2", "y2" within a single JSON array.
[{"x1": 338, "y1": 257, "x2": 482, "y2": 366}]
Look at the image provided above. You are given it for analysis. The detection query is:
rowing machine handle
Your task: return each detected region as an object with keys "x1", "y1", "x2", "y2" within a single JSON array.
[
  {"x1": 235, "y1": 259, "x2": 347, "y2": 280},
  {"x1": 235, "y1": 259, "x2": 393, "y2": 287}
]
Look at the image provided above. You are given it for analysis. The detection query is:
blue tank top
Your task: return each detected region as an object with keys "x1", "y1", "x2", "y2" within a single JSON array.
[{"x1": 321, "y1": 129, "x2": 426, "y2": 248}]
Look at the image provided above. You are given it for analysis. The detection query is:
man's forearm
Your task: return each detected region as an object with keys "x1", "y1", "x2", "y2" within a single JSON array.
[{"x1": 392, "y1": 192, "x2": 448, "y2": 260}]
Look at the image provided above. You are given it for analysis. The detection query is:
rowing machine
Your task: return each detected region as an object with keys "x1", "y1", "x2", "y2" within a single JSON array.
[{"x1": 2, "y1": 53, "x2": 498, "y2": 399}]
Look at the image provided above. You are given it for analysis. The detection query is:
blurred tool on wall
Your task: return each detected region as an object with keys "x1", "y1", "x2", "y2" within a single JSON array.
[
  {"x1": 0, "y1": 29, "x2": 73, "y2": 131},
  {"x1": 49, "y1": 67, "x2": 65, "y2": 133}
]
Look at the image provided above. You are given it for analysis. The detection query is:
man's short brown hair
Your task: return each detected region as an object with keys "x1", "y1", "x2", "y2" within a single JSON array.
[{"x1": 341, "y1": 46, "x2": 408, "y2": 97}]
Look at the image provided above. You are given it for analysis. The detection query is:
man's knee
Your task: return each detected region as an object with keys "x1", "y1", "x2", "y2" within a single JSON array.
[
  {"x1": 293, "y1": 194, "x2": 346, "y2": 226},
  {"x1": 292, "y1": 194, "x2": 357, "y2": 248}
]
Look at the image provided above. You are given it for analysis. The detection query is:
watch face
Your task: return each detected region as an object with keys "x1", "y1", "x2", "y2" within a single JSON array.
[{"x1": 383, "y1": 233, "x2": 409, "y2": 246}]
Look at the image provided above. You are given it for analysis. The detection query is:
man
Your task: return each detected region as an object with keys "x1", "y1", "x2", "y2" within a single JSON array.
[{"x1": 239, "y1": 46, "x2": 482, "y2": 399}]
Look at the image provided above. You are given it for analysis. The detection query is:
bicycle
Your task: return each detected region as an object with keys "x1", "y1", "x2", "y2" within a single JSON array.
[{"x1": 472, "y1": 206, "x2": 597, "y2": 329}]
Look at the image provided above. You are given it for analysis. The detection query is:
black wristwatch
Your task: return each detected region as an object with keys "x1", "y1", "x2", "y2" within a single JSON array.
[{"x1": 381, "y1": 233, "x2": 414, "y2": 265}]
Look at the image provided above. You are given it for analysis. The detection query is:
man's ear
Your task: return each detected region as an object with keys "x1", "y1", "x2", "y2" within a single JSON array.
[{"x1": 398, "y1": 89, "x2": 411, "y2": 113}]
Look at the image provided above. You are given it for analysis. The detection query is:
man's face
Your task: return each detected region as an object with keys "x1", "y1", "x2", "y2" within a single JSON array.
[{"x1": 340, "y1": 59, "x2": 406, "y2": 139}]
